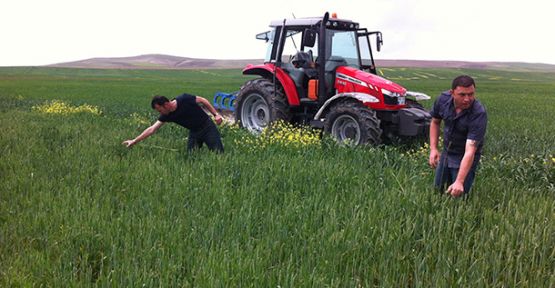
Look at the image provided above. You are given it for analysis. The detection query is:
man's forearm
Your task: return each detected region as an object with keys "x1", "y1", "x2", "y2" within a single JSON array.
[
  {"x1": 455, "y1": 140, "x2": 478, "y2": 184},
  {"x1": 455, "y1": 152, "x2": 474, "y2": 185},
  {"x1": 132, "y1": 126, "x2": 156, "y2": 144},
  {"x1": 123, "y1": 121, "x2": 163, "y2": 148},
  {"x1": 206, "y1": 105, "x2": 219, "y2": 117},
  {"x1": 429, "y1": 119, "x2": 440, "y2": 151},
  {"x1": 197, "y1": 97, "x2": 219, "y2": 116},
  {"x1": 204, "y1": 101, "x2": 220, "y2": 117}
]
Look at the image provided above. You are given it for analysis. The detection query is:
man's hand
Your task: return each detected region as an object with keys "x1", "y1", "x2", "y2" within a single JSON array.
[
  {"x1": 447, "y1": 181, "x2": 465, "y2": 197},
  {"x1": 214, "y1": 114, "x2": 223, "y2": 125},
  {"x1": 122, "y1": 139, "x2": 135, "y2": 148},
  {"x1": 429, "y1": 149, "x2": 440, "y2": 169}
]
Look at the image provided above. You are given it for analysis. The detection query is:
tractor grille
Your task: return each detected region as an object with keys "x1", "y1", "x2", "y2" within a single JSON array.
[{"x1": 383, "y1": 95, "x2": 399, "y2": 105}]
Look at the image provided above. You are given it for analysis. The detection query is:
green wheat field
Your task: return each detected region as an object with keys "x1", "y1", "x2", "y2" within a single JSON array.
[{"x1": 1, "y1": 66, "x2": 553, "y2": 287}]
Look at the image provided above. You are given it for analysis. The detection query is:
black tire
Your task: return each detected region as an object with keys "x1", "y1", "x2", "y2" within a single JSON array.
[
  {"x1": 400, "y1": 99, "x2": 430, "y2": 145},
  {"x1": 324, "y1": 100, "x2": 382, "y2": 145},
  {"x1": 235, "y1": 78, "x2": 291, "y2": 133}
]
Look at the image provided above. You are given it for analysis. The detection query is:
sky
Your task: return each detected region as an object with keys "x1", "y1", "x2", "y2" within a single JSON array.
[{"x1": 2, "y1": 0, "x2": 555, "y2": 66}]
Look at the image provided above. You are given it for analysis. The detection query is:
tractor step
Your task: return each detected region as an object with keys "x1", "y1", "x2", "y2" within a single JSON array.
[
  {"x1": 310, "y1": 119, "x2": 324, "y2": 129},
  {"x1": 300, "y1": 98, "x2": 319, "y2": 106}
]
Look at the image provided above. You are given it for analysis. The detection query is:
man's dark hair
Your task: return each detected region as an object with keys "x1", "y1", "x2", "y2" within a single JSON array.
[
  {"x1": 151, "y1": 95, "x2": 169, "y2": 109},
  {"x1": 452, "y1": 75, "x2": 476, "y2": 90}
]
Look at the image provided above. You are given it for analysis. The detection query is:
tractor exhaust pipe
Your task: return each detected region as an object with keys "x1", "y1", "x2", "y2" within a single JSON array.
[
  {"x1": 317, "y1": 12, "x2": 329, "y2": 107},
  {"x1": 274, "y1": 19, "x2": 287, "y2": 101}
]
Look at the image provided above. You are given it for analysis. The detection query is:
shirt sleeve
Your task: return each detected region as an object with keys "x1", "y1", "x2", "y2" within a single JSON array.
[
  {"x1": 158, "y1": 114, "x2": 168, "y2": 122},
  {"x1": 430, "y1": 96, "x2": 443, "y2": 119},
  {"x1": 467, "y1": 110, "x2": 487, "y2": 143},
  {"x1": 180, "y1": 93, "x2": 197, "y2": 104}
]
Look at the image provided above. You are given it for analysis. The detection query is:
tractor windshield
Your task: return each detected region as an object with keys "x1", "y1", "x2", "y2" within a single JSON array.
[{"x1": 327, "y1": 30, "x2": 359, "y2": 67}]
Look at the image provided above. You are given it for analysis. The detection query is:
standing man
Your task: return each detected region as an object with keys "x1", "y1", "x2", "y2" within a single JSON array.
[
  {"x1": 429, "y1": 75, "x2": 487, "y2": 197},
  {"x1": 123, "y1": 93, "x2": 224, "y2": 153}
]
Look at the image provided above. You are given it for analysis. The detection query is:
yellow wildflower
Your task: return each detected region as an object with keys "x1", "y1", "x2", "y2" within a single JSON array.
[{"x1": 32, "y1": 100, "x2": 102, "y2": 115}]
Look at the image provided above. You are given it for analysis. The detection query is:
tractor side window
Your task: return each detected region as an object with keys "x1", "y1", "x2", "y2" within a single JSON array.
[{"x1": 281, "y1": 29, "x2": 303, "y2": 63}]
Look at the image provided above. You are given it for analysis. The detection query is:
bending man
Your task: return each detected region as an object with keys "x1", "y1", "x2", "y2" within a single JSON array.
[{"x1": 123, "y1": 93, "x2": 224, "y2": 153}]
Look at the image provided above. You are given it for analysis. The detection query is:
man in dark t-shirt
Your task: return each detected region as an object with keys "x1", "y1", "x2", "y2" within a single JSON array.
[
  {"x1": 429, "y1": 75, "x2": 487, "y2": 197},
  {"x1": 123, "y1": 93, "x2": 224, "y2": 152}
]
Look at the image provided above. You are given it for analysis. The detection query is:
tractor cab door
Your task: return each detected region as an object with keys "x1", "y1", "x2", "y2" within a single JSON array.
[
  {"x1": 357, "y1": 29, "x2": 381, "y2": 75},
  {"x1": 279, "y1": 28, "x2": 319, "y2": 100}
]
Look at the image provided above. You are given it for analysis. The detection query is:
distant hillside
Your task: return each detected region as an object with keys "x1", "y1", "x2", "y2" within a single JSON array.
[
  {"x1": 377, "y1": 59, "x2": 555, "y2": 72},
  {"x1": 48, "y1": 54, "x2": 555, "y2": 72},
  {"x1": 48, "y1": 54, "x2": 261, "y2": 70}
]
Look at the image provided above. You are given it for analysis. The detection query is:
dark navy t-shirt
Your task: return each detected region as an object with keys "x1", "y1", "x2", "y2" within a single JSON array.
[
  {"x1": 430, "y1": 91, "x2": 487, "y2": 167},
  {"x1": 158, "y1": 93, "x2": 210, "y2": 131}
]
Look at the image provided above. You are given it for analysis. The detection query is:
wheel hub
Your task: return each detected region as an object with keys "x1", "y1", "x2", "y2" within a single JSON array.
[
  {"x1": 241, "y1": 94, "x2": 269, "y2": 133},
  {"x1": 331, "y1": 115, "x2": 361, "y2": 144}
]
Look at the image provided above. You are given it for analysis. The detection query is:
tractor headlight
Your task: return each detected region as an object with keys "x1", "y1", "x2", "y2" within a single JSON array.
[
  {"x1": 381, "y1": 88, "x2": 405, "y2": 105},
  {"x1": 381, "y1": 88, "x2": 400, "y2": 97}
]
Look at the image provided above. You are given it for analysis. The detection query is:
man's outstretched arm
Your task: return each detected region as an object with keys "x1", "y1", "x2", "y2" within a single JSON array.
[{"x1": 122, "y1": 120, "x2": 164, "y2": 148}]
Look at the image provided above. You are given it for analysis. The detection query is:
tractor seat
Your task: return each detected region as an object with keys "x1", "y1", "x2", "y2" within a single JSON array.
[
  {"x1": 292, "y1": 51, "x2": 314, "y2": 69},
  {"x1": 293, "y1": 52, "x2": 318, "y2": 79}
]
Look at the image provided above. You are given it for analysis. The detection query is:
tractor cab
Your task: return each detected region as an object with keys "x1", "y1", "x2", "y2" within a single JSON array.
[{"x1": 256, "y1": 15, "x2": 384, "y2": 103}]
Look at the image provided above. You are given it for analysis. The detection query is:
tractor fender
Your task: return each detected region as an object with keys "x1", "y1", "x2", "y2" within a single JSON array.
[
  {"x1": 314, "y1": 92, "x2": 379, "y2": 120},
  {"x1": 242, "y1": 64, "x2": 300, "y2": 106}
]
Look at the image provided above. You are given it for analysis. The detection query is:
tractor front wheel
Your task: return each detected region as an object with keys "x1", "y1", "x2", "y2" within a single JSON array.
[
  {"x1": 235, "y1": 78, "x2": 291, "y2": 133},
  {"x1": 324, "y1": 100, "x2": 382, "y2": 146}
]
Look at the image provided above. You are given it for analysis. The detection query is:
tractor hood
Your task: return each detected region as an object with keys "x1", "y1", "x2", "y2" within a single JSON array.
[{"x1": 337, "y1": 66, "x2": 407, "y2": 95}]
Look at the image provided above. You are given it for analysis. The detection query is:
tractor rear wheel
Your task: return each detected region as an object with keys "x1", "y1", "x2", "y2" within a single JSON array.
[
  {"x1": 235, "y1": 78, "x2": 291, "y2": 133},
  {"x1": 324, "y1": 100, "x2": 382, "y2": 145}
]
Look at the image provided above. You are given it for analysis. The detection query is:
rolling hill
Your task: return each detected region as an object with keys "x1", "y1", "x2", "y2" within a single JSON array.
[{"x1": 47, "y1": 54, "x2": 555, "y2": 71}]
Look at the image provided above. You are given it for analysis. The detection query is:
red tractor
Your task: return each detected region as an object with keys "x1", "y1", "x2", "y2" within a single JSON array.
[{"x1": 234, "y1": 12, "x2": 431, "y2": 145}]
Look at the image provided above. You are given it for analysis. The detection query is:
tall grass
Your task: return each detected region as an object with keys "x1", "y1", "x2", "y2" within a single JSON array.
[{"x1": 0, "y1": 67, "x2": 553, "y2": 286}]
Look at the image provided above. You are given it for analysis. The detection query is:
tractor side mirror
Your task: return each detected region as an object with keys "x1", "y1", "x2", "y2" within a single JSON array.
[
  {"x1": 303, "y1": 29, "x2": 316, "y2": 48},
  {"x1": 376, "y1": 32, "x2": 383, "y2": 52},
  {"x1": 256, "y1": 31, "x2": 271, "y2": 42}
]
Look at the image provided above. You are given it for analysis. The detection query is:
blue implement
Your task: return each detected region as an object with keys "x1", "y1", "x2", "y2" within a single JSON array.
[{"x1": 213, "y1": 92, "x2": 237, "y2": 112}]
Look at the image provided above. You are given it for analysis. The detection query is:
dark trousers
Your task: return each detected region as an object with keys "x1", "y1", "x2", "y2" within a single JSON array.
[
  {"x1": 434, "y1": 152, "x2": 479, "y2": 194},
  {"x1": 187, "y1": 120, "x2": 224, "y2": 153}
]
